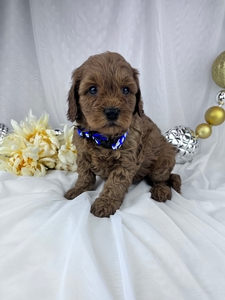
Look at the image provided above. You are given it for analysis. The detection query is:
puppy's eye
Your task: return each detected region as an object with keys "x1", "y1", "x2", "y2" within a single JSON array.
[
  {"x1": 122, "y1": 87, "x2": 130, "y2": 95},
  {"x1": 88, "y1": 86, "x2": 98, "y2": 95}
]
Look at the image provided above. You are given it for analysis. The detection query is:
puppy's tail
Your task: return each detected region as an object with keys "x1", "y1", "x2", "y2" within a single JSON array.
[{"x1": 168, "y1": 173, "x2": 181, "y2": 194}]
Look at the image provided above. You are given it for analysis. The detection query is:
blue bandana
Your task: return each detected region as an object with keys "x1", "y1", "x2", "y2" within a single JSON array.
[{"x1": 77, "y1": 127, "x2": 128, "y2": 150}]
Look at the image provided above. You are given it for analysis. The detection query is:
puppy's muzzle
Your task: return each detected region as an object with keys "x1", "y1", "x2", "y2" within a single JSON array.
[{"x1": 104, "y1": 107, "x2": 120, "y2": 121}]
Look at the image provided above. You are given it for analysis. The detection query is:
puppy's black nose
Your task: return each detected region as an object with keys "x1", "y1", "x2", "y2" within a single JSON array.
[{"x1": 104, "y1": 107, "x2": 120, "y2": 121}]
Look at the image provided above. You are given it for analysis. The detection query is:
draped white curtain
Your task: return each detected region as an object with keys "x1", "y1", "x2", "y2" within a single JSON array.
[{"x1": 1, "y1": 0, "x2": 225, "y2": 135}]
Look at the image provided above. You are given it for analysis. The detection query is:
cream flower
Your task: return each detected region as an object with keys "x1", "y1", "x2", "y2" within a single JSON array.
[
  {"x1": 0, "y1": 110, "x2": 77, "y2": 176},
  {"x1": 55, "y1": 124, "x2": 77, "y2": 172}
]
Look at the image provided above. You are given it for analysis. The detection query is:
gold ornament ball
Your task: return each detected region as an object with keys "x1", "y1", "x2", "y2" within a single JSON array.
[
  {"x1": 195, "y1": 123, "x2": 212, "y2": 139},
  {"x1": 212, "y1": 51, "x2": 225, "y2": 88},
  {"x1": 204, "y1": 106, "x2": 225, "y2": 126}
]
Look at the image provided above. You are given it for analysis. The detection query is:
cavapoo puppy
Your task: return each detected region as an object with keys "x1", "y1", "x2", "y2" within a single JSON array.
[{"x1": 65, "y1": 51, "x2": 181, "y2": 217}]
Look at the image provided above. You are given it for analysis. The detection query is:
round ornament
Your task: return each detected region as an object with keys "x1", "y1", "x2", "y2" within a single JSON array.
[
  {"x1": 216, "y1": 90, "x2": 225, "y2": 106},
  {"x1": 55, "y1": 128, "x2": 63, "y2": 136},
  {"x1": 195, "y1": 123, "x2": 212, "y2": 139},
  {"x1": 164, "y1": 125, "x2": 200, "y2": 164},
  {"x1": 0, "y1": 123, "x2": 11, "y2": 145},
  {"x1": 204, "y1": 106, "x2": 225, "y2": 126},
  {"x1": 212, "y1": 51, "x2": 225, "y2": 88}
]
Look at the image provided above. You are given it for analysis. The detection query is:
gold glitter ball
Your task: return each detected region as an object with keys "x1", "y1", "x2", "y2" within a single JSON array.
[{"x1": 212, "y1": 51, "x2": 225, "y2": 88}]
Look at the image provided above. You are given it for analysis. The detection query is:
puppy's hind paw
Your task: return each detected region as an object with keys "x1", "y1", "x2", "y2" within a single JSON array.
[
  {"x1": 169, "y1": 173, "x2": 181, "y2": 194},
  {"x1": 150, "y1": 184, "x2": 171, "y2": 202}
]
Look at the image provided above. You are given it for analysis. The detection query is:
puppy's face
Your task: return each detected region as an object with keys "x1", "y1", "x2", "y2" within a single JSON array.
[{"x1": 67, "y1": 52, "x2": 143, "y2": 136}]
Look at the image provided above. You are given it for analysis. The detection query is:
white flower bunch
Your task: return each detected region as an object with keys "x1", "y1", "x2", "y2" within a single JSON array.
[{"x1": 0, "y1": 110, "x2": 77, "y2": 176}]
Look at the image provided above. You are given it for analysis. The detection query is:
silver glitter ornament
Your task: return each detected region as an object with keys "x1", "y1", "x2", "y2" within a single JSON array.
[
  {"x1": 216, "y1": 90, "x2": 225, "y2": 106},
  {"x1": 164, "y1": 125, "x2": 200, "y2": 164},
  {"x1": 0, "y1": 123, "x2": 11, "y2": 145},
  {"x1": 55, "y1": 128, "x2": 63, "y2": 136}
]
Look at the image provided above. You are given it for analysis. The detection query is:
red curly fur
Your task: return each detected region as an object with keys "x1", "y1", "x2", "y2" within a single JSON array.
[{"x1": 65, "y1": 52, "x2": 181, "y2": 217}]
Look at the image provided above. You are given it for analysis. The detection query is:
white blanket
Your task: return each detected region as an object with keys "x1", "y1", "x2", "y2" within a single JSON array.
[{"x1": 1, "y1": 146, "x2": 225, "y2": 300}]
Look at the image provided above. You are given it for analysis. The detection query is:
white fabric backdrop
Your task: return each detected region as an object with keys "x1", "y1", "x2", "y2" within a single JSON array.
[
  {"x1": 1, "y1": 1, "x2": 225, "y2": 300},
  {"x1": 1, "y1": 0, "x2": 225, "y2": 133}
]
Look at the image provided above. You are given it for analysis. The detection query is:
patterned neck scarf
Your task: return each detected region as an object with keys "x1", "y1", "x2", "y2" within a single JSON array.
[{"x1": 77, "y1": 127, "x2": 128, "y2": 150}]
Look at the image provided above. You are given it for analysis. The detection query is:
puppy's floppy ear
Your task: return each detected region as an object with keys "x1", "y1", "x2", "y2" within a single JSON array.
[
  {"x1": 132, "y1": 68, "x2": 144, "y2": 117},
  {"x1": 67, "y1": 68, "x2": 82, "y2": 122}
]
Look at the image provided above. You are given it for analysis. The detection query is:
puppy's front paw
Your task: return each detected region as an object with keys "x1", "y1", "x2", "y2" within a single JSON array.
[
  {"x1": 91, "y1": 197, "x2": 122, "y2": 218},
  {"x1": 150, "y1": 184, "x2": 171, "y2": 202},
  {"x1": 64, "y1": 187, "x2": 83, "y2": 200}
]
